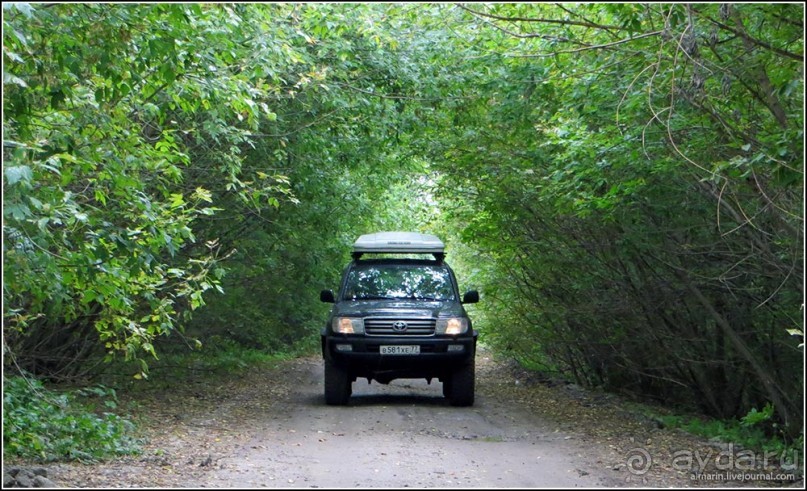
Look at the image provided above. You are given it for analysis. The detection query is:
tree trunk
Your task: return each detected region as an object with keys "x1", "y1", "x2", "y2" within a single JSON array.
[{"x1": 673, "y1": 268, "x2": 793, "y2": 428}]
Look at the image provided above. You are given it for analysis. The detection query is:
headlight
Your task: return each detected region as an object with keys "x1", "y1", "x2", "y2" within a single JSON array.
[
  {"x1": 436, "y1": 317, "x2": 468, "y2": 335},
  {"x1": 332, "y1": 317, "x2": 364, "y2": 334}
]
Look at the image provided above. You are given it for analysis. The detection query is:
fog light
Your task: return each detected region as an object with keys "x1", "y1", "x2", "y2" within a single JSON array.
[
  {"x1": 447, "y1": 345, "x2": 464, "y2": 352},
  {"x1": 335, "y1": 344, "x2": 353, "y2": 352}
]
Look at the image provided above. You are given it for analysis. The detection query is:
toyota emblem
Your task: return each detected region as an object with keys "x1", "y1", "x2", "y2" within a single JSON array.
[{"x1": 392, "y1": 321, "x2": 408, "y2": 332}]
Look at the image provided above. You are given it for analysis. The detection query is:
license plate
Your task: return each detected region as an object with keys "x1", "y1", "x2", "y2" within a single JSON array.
[{"x1": 380, "y1": 345, "x2": 420, "y2": 355}]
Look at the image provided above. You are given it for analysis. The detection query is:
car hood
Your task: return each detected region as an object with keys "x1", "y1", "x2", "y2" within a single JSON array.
[{"x1": 332, "y1": 299, "x2": 465, "y2": 318}]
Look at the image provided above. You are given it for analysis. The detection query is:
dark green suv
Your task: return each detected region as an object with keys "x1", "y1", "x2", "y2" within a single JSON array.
[{"x1": 320, "y1": 232, "x2": 479, "y2": 406}]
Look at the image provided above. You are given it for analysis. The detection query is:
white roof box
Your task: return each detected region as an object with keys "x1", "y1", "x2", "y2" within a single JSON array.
[{"x1": 353, "y1": 232, "x2": 445, "y2": 259}]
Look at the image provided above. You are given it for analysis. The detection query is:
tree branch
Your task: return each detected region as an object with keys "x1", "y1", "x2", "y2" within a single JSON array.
[
  {"x1": 692, "y1": 7, "x2": 804, "y2": 62},
  {"x1": 507, "y1": 30, "x2": 664, "y2": 58},
  {"x1": 455, "y1": 3, "x2": 624, "y2": 31}
]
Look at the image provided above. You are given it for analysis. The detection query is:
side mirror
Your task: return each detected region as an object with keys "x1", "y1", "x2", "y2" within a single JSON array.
[
  {"x1": 462, "y1": 290, "x2": 479, "y2": 304},
  {"x1": 320, "y1": 290, "x2": 335, "y2": 303}
]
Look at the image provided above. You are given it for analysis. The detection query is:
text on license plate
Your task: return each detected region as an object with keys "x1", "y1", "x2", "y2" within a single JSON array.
[{"x1": 380, "y1": 345, "x2": 420, "y2": 355}]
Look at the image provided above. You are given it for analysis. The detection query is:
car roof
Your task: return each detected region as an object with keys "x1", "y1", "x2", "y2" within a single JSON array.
[
  {"x1": 353, "y1": 232, "x2": 443, "y2": 253},
  {"x1": 350, "y1": 258, "x2": 449, "y2": 267},
  {"x1": 352, "y1": 232, "x2": 446, "y2": 261}
]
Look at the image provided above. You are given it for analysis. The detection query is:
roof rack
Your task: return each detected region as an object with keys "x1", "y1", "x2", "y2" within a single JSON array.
[{"x1": 352, "y1": 232, "x2": 445, "y2": 261}]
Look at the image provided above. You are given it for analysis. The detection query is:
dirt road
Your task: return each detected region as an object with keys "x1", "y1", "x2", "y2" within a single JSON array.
[
  {"x1": 208, "y1": 356, "x2": 618, "y2": 488},
  {"x1": 35, "y1": 351, "x2": 797, "y2": 488}
]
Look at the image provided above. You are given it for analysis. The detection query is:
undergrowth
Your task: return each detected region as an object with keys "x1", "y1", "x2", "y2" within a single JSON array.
[
  {"x1": 641, "y1": 402, "x2": 804, "y2": 471},
  {"x1": 88, "y1": 333, "x2": 319, "y2": 391},
  {"x1": 512, "y1": 353, "x2": 804, "y2": 472},
  {"x1": 657, "y1": 408, "x2": 803, "y2": 455},
  {"x1": 149, "y1": 334, "x2": 318, "y2": 377},
  {"x1": 4, "y1": 335, "x2": 318, "y2": 462},
  {"x1": 3, "y1": 374, "x2": 141, "y2": 463}
]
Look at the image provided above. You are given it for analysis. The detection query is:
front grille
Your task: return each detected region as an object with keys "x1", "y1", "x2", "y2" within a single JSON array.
[{"x1": 364, "y1": 317, "x2": 436, "y2": 336}]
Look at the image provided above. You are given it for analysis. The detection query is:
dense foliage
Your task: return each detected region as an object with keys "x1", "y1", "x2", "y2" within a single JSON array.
[
  {"x1": 3, "y1": 1, "x2": 803, "y2": 450},
  {"x1": 3, "y1": 375, "x2": 138, "y2": 461},
  {"x1": 428, "y1": 3, "x2": 803, "y2": 437}
]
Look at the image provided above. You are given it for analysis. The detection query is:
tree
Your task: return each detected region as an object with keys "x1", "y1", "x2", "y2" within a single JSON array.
[
  {"x1": 3, "y1": 3, "x2": 299, "y2": 378},
  {"x1": 429, "y1": 3, "x2": 803, "y2": 434}
]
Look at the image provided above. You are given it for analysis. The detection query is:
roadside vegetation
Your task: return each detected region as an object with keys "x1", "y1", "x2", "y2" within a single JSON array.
[{"x1": 3, "y1": 375, "x2": 139, "y2": 462}]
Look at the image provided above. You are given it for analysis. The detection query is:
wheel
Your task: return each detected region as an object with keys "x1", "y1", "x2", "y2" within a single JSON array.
[
  {"x1": 448, "y1": 359, "x2": 475, "y2": 407},
  {"x1": 324, "y1": 359, "x2": 351, "y2": 405}
]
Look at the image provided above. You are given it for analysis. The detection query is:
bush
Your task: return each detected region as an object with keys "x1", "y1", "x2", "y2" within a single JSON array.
[
  {"x1": 3, "y1": 375, "x2": 140, "y2": 462},
  {"x1": 657, "y1": 403, "x2": 801, "y2": 456}
]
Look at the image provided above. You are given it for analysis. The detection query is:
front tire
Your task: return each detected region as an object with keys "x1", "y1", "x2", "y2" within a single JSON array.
[
  {"x1": 448, "y1": 359, "x2": 475, "y2": 407},
  {"x1": 324, "y1": 359, "x2": 351, "y2": 405}
]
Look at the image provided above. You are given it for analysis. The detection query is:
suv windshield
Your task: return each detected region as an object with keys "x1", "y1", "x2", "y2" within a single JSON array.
[{"x1": 342, "y1": 263, "x2": 456, "y2": 301}]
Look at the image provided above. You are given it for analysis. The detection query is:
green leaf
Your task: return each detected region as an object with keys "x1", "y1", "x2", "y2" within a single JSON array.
[
  {"x1": 193, "y1": 187, "x2": 213, "y2": 203},
  {"x1": 4, "y1": 165, "x2": 32, "y2": 185},
  {"x1": 5, "y1": 50, "x2": 24, "y2": 63},
  {"x1": 7, "y1": 3, "x2": 35, "y2": 18},
  {"x1": 5, "y1": 203, "x2": 31, "y2": 220},
  {"x1": 169, "y1": 193, "x2": 185, "y2": 209}
]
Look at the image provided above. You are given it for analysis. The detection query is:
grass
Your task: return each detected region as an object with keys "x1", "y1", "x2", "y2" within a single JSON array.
[
  {"x1": 160, "y1": 334, "x2": 318, "y2": 373},
  {"x1": 624, "y1": 399, "x2": 804, "y2": 467},
  {"x1": 92, "y1": 334, "x2": 319, "y2": 387},
  {"x1": 656, "y1": 412, "x2": 802, "y2": 455}
]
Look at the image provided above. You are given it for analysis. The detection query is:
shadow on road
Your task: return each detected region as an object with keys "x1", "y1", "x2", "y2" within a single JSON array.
[
  {"x1": 298, "y1": 390, "x2": 453, "y2": 408},
  {"x1": 346, "y1": 393, "x2": 451, "y2": 407}
]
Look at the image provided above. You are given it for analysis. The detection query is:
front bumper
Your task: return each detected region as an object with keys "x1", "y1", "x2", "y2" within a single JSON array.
[{"x1": 322, "y1": 332, "x2": 477, "y2": 378}]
